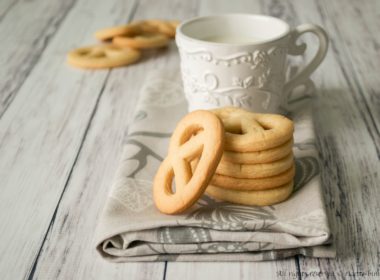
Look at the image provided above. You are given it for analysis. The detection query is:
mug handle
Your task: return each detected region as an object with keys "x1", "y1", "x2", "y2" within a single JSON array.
[{"x1": 283, "y1": 24, "x2": 329, "y2": 105}]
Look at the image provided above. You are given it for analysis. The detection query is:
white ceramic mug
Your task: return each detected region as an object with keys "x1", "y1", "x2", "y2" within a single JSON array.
[{"x1": 176, "y1": 14, "x2": 328, "y2": 113}]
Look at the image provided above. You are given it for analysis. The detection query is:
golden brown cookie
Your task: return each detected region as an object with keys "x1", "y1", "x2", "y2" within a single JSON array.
[
  {"x1": 95, "y1": 20, "x2": 179, "y2": 41},
  {"x1": 143, "y1": 19, "x2": 178, "y2": 38},
  {"x1": 211, "y1": 164, "x2": 295, "y2": 191},
  {"x1": 206, "y1": 180, "x2": 294, "y2": 206},
  {"x1": 67, "y1": 45, "x2": 141, "y2": 69},
  {"x1": 153, "y1": 110, "x2": 224, "y2": 214},
  {"x1": 94, "y1": 23, "x2": 141, "y2": 41},
  {"x1": 212, "y1": 107, "x2": 294, "y2": 152},
  {"x1": 113, "y1": 32, "x2": 170, "y2": 49},
  {"x1": 216, "y1": 153, "x2": 294, "y2": 179},
  {"x1": 222, "y1": 138, "x2": 293, "y2": 164}
]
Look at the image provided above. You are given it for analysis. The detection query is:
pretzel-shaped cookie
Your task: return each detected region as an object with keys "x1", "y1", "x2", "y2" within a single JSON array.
[
  {"x1": 94, "y1": 23, "x2": 141, "y2": 41},
  {"x1": 153, "y1": 110, "x2": 224, "y2": 214},
  {"x1": 212, "y1": 107, "x2": 294, "y2": 152},
  {"x1": 67, "y1": 45, "x2": 141, "y2": 69},
  {"x1": 95, "y1": 20, "x2": 179, "y2": 41},
  {"x1": 112, "y1": 27, "x2": 170, "y2": 49}
]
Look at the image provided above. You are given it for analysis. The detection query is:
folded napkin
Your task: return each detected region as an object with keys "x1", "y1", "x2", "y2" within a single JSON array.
[{"x1": 94, "y1": 70, "x2": 335, "y2": 261}]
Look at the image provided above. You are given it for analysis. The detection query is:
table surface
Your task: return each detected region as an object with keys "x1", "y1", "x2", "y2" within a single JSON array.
[{"x1": 1, "y1": 0, "x2": 379, "y2": 279}]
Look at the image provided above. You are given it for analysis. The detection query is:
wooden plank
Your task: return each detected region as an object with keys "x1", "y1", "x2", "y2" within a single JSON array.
[
  {"x1": 167, "y1": 262, "x2": 294, "y2": 280},
  {"x1": 0, "y1": 0, "x2": 138, "y2": 279},
  {"x1": 0, "y1": 0, "x2": 77, "y2": 118},
  {"x1": 0, "y1": 0, "x2": 17, "y2": 20},
  {"x1": 199, "y1": 0, "x2": 261, "y2": 15},
  {"x1": 319, "y1": 0, "x2": 380, "y2": 156},
  {"x1": 29, "y1": 0, "x2": 198, "y2": 279},
  {"x1": 166, "y1": 1, "x2": 300, "y2": 279},
  {"x1": 261, "y1": 0, "x2": 380, "y2": 279}
]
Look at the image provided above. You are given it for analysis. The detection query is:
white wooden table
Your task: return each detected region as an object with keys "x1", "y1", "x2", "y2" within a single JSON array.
[{"x1": 1, "y1": 0, "x2": 379, "y2": 279}]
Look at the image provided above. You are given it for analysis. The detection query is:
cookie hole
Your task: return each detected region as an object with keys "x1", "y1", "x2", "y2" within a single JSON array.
[
  {"x1": 170, "y1": 180, "x2": 176, "y2": 194},
  {"x1": 190, "y1": 159, "x2": 199, "y2": 174},
  {"x1": 225, "y1": 125, "x2": 244, "y2": 135},
  {"x1": 89, "y1": 51, "x2": 105, "y2": 58},
  {"x1": 179, "y1": 125, "x2": 204, "y2": 145},
  {"x1": 166, "y1": 169, "x2": 176, "y2": 195},
  {"x1": 191, "y1": 129, "x2": 203, "y2": 137},
  {"x1": 257, "y1": 120, "x2": 272, "y2": 130},
  {"x1": 139, "y1": 32, "x2": 157, "y2": 38},
  {"x1": 78, "y1": 49, "x2": 90, "y2": 55}
]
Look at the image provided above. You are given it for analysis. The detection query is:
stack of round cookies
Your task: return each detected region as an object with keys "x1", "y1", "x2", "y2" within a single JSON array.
[
  {"x1": 153, "y1": 108, "x2": 296, "y2": 214},
  {"x1": 206, "y1": 107, "x2": 295, "y2": 206}
]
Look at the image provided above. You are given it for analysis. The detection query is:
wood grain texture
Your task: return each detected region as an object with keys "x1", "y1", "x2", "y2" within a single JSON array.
[
  {"x1": 321, "y1": 0, "x2": 380, "y2": 157},
  {"x1": 199, "y1": 0, "x2": 259, "y2": 15},
  {"x1": 29, "y1": 0, "x2": 198, "y2": 279},
  {"x1": 0, "y1": 0, "x2": 78, "y2": 118},
  {"x1": 0, "y1": 0, "x2": 137, "y2": 279},
  {"x1": 166, "y1": 1, "x2": 299, "y2": 279},
  {"x1": 167, "y1": 262, "x2": 292, "y2": 280},
  {"x1": 0, "y1": 0, "x2": 379, "y2": 279},
  {"x1": 0, "y1": 0, "x2": 18, "y2": 20},
  {"x1": 260, "y1": 0, "x2": 380, "y2": 279}
]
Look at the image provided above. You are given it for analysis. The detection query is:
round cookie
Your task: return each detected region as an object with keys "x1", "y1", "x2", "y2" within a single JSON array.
[
  {"x1": 153, "y1": 110, "x2": 224, "y2": 214},
  {"x1": 113, "y1": 32, "x2": 170, "y2": 49},
  {"x1": 206, "y1": 180, "x2": 294, "y2": 206},
  {"x1": 212, "y1": 164, "x2": 295, "y2": 191},
  {"x1": 67, "y1": 45, "x2": 141, "y2": 69},
  {"x1": 212, "y1": 107, "x2": 294, "y2": 152},
  {"x1": 222, "y1": 138, "x2": 293, "y2": 164},
  {"x1": 216, "y1": 153, "x2": 294, "y2": 179}
]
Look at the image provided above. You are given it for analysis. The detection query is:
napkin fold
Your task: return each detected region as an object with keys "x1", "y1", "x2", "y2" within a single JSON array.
[{"x1": 94, "y1": 70, "x2": 335, "y2": 262}]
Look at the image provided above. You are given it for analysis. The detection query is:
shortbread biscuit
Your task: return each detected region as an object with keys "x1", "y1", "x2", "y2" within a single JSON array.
[
  {"x1": 222, "y1": 138, "x2": 293, "y2": 164},
  {"x1": 95, "y1": 23, "x2": 141, "y2": 41},
  {"x1": 206, "y1": 180, "x2": 294, "y2": 206},
  {"x1": 153, "y1": 110, "x2": 224, "y2": 214},
  {"x1": 67, "y1": 45, "x2": 141, "y2": 69},
  {"x1": 216, "y1": 153, "x2": 294, "y2": 179},
  {"x1": 212, "y1": 164, "x2": 295, "y2": 191},
  {"x1": 113, "y1": 32, "x2": 169, "y2": 49},
  {"x1": 212, "y1": 107, "x2": 294, "y2": 152}
]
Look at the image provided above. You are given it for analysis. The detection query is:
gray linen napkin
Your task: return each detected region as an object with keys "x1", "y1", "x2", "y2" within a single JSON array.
[{"x1": 94, "y1": 70, "x2": 335, "y2": 262}]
